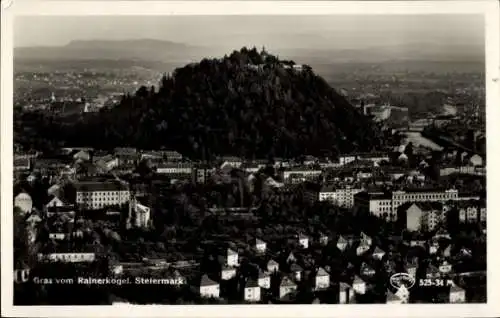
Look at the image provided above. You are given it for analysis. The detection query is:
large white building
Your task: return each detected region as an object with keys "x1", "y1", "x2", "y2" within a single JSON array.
[
  {"x1": 156, "y1": 163, "x2": 193, "y2": 175},
  {"x1": 355, "y1": 188, "x2": 466, "y2": 219},
  {"x1": 37, "y1": 252, "x2": 96, "y2": 263},
  {"x1": 281, "y1": 168, "x2": 322, "y2": 183},
  {"x1": 354, "y1": 191, "x2": 393, "y2": 218},
  {"x1": 391, "y1": 188, "x2": 459, "y2": 214},
  {"x1": 317, "y1": 185, "x2": 363, "y2": 208},
  {"x1": 75, "y1": 180, "x2": 130, "y2": 210}
]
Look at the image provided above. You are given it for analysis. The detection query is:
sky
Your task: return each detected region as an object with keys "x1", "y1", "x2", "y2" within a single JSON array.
[{"x1": 14, "y1": 15, "x2": 485, "y2": 52}]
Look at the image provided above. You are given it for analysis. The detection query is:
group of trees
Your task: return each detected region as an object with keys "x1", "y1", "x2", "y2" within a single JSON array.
[{"x1": 15, "y1": 47, "x2": 384, "y2": 160}]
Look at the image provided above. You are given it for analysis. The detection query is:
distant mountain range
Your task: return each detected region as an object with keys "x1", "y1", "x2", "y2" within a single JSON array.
[
  {"x1": 14, "y1": 39, "x2": 218, "y2": 63},
  {"x1": 14, "y1": 39, "x2": 485, "y2": 64}
]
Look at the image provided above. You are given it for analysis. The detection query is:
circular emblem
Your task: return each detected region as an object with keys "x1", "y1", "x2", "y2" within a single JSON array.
[{"x1": 389, "y1": 273, "x2": 416, "y2": 290}]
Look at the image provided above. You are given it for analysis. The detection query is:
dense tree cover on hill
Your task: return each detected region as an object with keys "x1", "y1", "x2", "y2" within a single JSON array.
[{"x1": 15, "y1": 47, "x2": 384, "y2": 160}]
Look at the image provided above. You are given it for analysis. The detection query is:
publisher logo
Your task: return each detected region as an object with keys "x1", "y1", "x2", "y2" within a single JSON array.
[{"x1": 389, "y1": 273, "x2": 416, "y2": 290}]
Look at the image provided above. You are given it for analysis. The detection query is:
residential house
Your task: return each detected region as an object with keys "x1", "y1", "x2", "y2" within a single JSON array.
[
  {"x1": 221, "y1": 265, "x2": 237, "y2": 281},
  {"x1": 360, "y1": 232, "x2": 372, "y2": 246},
  {"x1": 279, "y1": 276, "x2": 297, "y2": 299},
  {"x1": 449, "y1": 284, "x2": 466, "y2": 303},
  {"x1": 336, "y1": 235, "x2": 349, "y2": 251},
  {"x1": 258, "y1": 269, "x2": 271, "y2": 289},
  {"x1": 290, "y1": 263, "x2": 303, "y2": 282},
  {"x1": 339, "y1": 282, "x2": 355, "y2": 304},
  {"x1": 267, "y1": 259, "x2": 279, "y2": 273},
  {"x1": 298, "y1": 233, "x2": 309, "y2": 249},
  {"x1": 286, "y1": 252, "x2": 297, "y2": 264},
  {"x1": 244, "y1": 279, "x2": 261, "y2": 302},
  {"x1": 44, "y1": 195, "x2": 71, "y2": 211},
  {"x1": 14, "y1": 192, "x2": 33, "y2": 215},
  {"x1": 199, "y1": 275, "x2": 220, "y2": 299},
  {"x1": 356, "y1": 243, "x2": 370, "y2": 256},
  {"x1": 372, "y1": 246, "x2": 386, "y2": 261},
  {"x1": 315, "y1": 267, "x2": 330, "y2": 290},
  {"x1": 353, "y1": 275, "x2": 366, "y2": 295},
  {"x1": 254, "y1": 238, "x2": 267, "y2": 254}
]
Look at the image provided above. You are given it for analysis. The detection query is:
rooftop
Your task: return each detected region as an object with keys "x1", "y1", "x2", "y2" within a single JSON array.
[
  {"x1": 317, "y1": 267, "x2": 329, "y2": 277},
  {"x1": 74, "y1": 180, "x2": 129, "y2": 192},
  {"x1": 450, "y1": 284, "x2": 465, "y2": 293},
  {"x1": 245, "y1": 279, "x2": 259, "y2": 288},
  {"x1": 200, "y1": 274, "x2": 218, "y2": 287}
]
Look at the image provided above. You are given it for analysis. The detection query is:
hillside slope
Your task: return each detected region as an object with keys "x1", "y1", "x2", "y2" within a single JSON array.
[{"x1": 17, "y1": 48, "x2": 385, "y2": 160}]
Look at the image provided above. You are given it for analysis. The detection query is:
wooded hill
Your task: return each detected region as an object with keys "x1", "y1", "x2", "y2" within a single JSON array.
[{"x1": 16, "y1": 47, "x2": 385, "y2": 160}]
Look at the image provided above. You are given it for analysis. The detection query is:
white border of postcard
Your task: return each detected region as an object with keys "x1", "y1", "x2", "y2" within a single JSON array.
[{"x1": 2, "y1": 0, "x2": 500, "y2": 317}]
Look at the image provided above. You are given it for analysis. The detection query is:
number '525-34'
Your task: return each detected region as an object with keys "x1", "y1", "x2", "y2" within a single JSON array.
[{"x1": 419, "y1": 279, "x2": 445, "y2": 287}]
